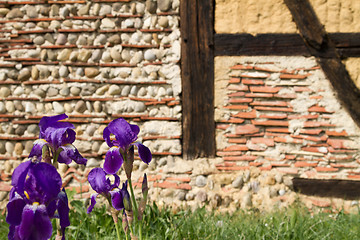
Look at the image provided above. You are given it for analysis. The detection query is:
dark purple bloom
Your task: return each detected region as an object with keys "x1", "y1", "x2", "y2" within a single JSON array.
[
  {"x1": 87, "y1": 168, "x2": 125, "y2": 213},
  {"x1": 6, "y1": 161, "x2": 70, "y2": 240},
  {"x1": 103, "y1": 118, "x2": 151, "y2": 174},
  {"x1": 29, "y1": 114, "x2": 87, "y2": 165}
]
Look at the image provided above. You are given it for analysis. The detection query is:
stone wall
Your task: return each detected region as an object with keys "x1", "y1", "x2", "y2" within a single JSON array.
[
  {"x1": 0, "y1": 0, "x2": 360, "y2": 214},
  {"x1": 0, "y1": 0, "x2": 182, "y2": 209}
]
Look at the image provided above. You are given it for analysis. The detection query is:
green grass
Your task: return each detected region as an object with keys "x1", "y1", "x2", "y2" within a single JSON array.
[{"x1": 1, "y1": 200, "x2": 360, "y2": 240}]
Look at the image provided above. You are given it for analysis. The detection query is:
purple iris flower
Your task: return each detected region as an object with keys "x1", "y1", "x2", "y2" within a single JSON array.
[
  {"x1": 6, "y1": 160, "x2": 70, "y2": 240},
  {"x1": 29, "y1": 114, "x2": 87, "y2": 165},
  {"x1": 87, "y1": 168, "x2": 126, "y2": 213},
  {"x1": 103, "y1": 118, "x2": 151, "y2": 175}
]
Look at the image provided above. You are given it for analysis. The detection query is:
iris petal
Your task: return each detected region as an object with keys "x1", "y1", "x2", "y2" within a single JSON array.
[
  {"x1": 18, "y1": 204, "x2": 52, "y2": 240},
  {"x1": 87, "y1": 193, "x2": 99, "y2": 214},
  {"x1": 134, "y1": 143, "x2": 152, "y2": 164},
  {"x1": 107, "y1": 118, "x2": 139, "y2": 148},
  {"x1": 31, "y1": 162, "x2": 62, "y2": 203},
  {"x1": 11, "y1": 161, "x2": 32, "y2": 197},
  {"x1": 110, "y1": 190, "x2": 124, "y2": 210},
  {"x1": 29, "y1": 139, "x2": 48, "y2": 160},
  {"x1": 39, "y1": 114, "x2": 68, "y2": 139},
  {"x1": 88, "y1": 168, "x2": 110, "y2": 194},
  {"x1": 103, "y1": 126, "x2": 113, "y2": 148},
  {"x1": 57, "y1": 189, "x2": 70, "y2": 233},
  {"x1": 6, "y1": 194, "x2": 26, "y2": 226},
  {"x1": 58, "y1": 144, "x2": 87, "y2": 165},
  {"x1": 104, "y1": 147, "x2": 124, "y2": 175}
]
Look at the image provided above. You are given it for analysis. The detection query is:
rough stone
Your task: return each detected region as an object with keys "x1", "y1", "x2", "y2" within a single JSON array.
[
  {"x1": 70, "y1": 87, "x2": 81, "y2": 96},
  {"x1": 18, "y1": 69, "x2": 31, "y2": 81},
  {"x1": 232, "y1": 175, "x2": 244, "y2": 188},
  {"x1": 34, "y1": 89, "x2": 46, "y2": 98},
  {"x1": 121, "y1": 86, "x2": 131, "y2": 96},
  {"x1": 0, "y1": 87, "x2": 11, "y2": 97},
  {"x1": 146, "y1": 0, "x2": 157, "y2": 14},
  {"x1": 14, "y1": 142, "x2": 23, "y2": 156},
  {"x1": 91, "y1": 49, "x2": 102, "y2": 62},
  {"x1": 196, "y1": 190, "x2": 207, "y2": 202},
  {"x1": 5, "y1": 142, "x2": 14, "y2": 155},
  {"x1": 158, "y1": 16, "x2": 169, "y2": 28},
  {"x1": 0, "y1": 8, "x2": 10, "y2": 17},
  {"x1": 85, "y1": 68, "x2": 100, "y2": 78},
  {"x1": 25, "y1": 102, "x2": 35, "y2": 113},
  {"x1": 59, "y1": 86, "x2": 70, "y2": 96},
  {"x1": 99, "y1": 5, "x2": 112, "y2": 16},
  {"x1": 0, "y1": 142, "x2": 5, "y2": 154},
  {"x1": 101, "y1": 18, "x2": 115, "y2": 28},
  {"x1": 53, "y1": 102, "x2": 64, "y2": 114},
  {"x1": 75, "y1": 100, "x2": 87, "y2": 113},
  {"x1": 47, "y1": 87, "x2": 58, "y2": 97},
  {"x1": 81, "y1": 85, "x2": 96, "y2": 96},
  {"x1": 95, "y1": 85, "x2": 109, "y2": 95},
  {"x1": 64, "y1": 103, "x2": 72, "y2": 113},
  {"x1": 15, "y1": 125, "x2": 26, "y2": 135},
  {"x1": 6, "y1": 8, "x2": 24, "y2": 19},
  {"x1": 27, "y1": 124, "x2": 39, "y2": 134},
  {"x1": 33, "y1": 36, "x2": 45, "y2": 45},
  {"x1": 110, "y1": 47, "x2": 122, "y2": 62},
  {"x1": 107, "y1": 35, "x2": 121, "y2": 45},
  {"x1": 57, "y1": 49, "x2": 72, "y2": 61},
  {"x1": 78, "y1": 50, "x2": 92, "y2": 62},
  {"x1": 59, "y1": 66, "x2": 69, "y2": 77},
  {"x1": 0, "y1": 102, "x2": 5, "y2": 113},
  {"x1": 144, "y1": 49, "x2": 156, "y2": 61},
  {"x1": 56, "y1": 33, "x2": 67, "y2": 45},
  {"x1": 108, "y1": 85, "x2": 121, "y2": 95},
  {"x1": 93, "y1": 101, "x2": 102, "y2": 112}
]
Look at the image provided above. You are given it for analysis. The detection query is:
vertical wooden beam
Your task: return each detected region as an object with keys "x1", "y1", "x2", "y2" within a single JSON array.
[
  {"x1": 180, "y1": 0, "x2": 215, "y2": 159},
  {"x1": 284, "y1": 0, "x2": 360, "y2": 127}
]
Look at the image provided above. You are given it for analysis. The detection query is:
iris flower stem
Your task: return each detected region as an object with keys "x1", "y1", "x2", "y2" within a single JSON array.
[
  {"x1": 111, "y1": 211, "x2": 121, "y2": 240},
  {"x1": 128, "y1": 178, "x2": 138, "y2": 218}
]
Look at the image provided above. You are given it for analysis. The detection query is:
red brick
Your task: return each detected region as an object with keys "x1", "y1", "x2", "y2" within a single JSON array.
[
  {"x1": 229, "y1": 78, "x2": 240, "y2": 84},
  {"x1": 223, "y1": 145, "x2": 249, "y2": 151},
  {"x1": 273, "y1": 93, "x2": 298, "y2": 99},
  {"x1": 329, "y1": 155, "x2": 353, "y2": 161},
  {"x1": 239, "y1": 73, "x2": 270, "y2": 79},
  {"x1": 277, "y1": 167, "x2": 299, "y2": 174},
  {"x1": 249, "y1": 162, "x2": 263, "y2": 167},
  {"x1": 308, "y1": 105, "x2": 334, "y2": 113},
  {"x1": 299, "y1": 129, "x2": 323, "y2": 135},
  {"x1": 0, "y1": 182, "x2": 12, "y2": 191},
  {"x1": 231, "y1": 64, "x2": 253, "y2": 70},
  {"x1": 288, "y1": 114, "x2": 319, "y2": 119},
  {"x1": 153, "y1": 181, "x2": 177, "y2": 189},
  {"x1": 216, "y1": 166, "x2": 250, "y2": 171},
  {"x1": 250, "y1": 101, "x2": 288, "y2": 107},
  {"x1": 325, "y1": 130, "x2": 348, "y2": 137},
  {"x1": 328, "y1": 147, "x2": 357, "y2": 154},
  {"x1": 294, "y1": 162, "x2": 318, "y2": 167},
  {"x1": 242, "y1": 79, "x2": 265, "y2": 85},
  {"x1": 245, "y1": 93, "x2": 273, "y2": 98},
  {"x1": 266, "y1": 128, "x2": 290, "y2": 133},
  {"x1": 301, "y1": 146, "x2": 328, "y2": 153},
  {"x1": 166, "y1": 177, "x2": 191, "y2": 182},
  {"x1": 217, "y1": 151, "x2": 243, "y2": 156},
  {"x1": 228, "y1": 85, "x2": 249, "y2": 91},
  {"x1": 315, "y1": 167, "x2": 339, "y2": 172},
  {"x1": 216, "y1": 124, "x2": 230, "y2": 130},
  {"x1": 250, "y1": 137, "x2": 275, "y2": 146},
  {"x1": 253, "y1": 66, "x2": 279, "y2": 73},
  {"x1": 259, "y1": 165, "x2": 272, "y2": 171},
  {"x1": 330, "y1": 163, "x2": 358, "y2": 168},
  {"x1": 294, "y1": 86, "x2": 312, "y2": 92},
  {"x1": 327, "y1": 139, "x2": 347, "y2": 149},
  {"x1": 250, "y1": 86, "x2": 281, "y2": 93},
  {"x1": 228, "y1": 138, "x2": 247, "y2": 144},
  {"x1": 233, "y1": 110, "x2": 257, "y2": 119},
  {"x1": 223, "y1": 155, "x2": 257, "y2": 161},
  {"x1": 309, "y1": 95, "x2": 323, "y2": 99},
  {"x1": 347, "y1": 175, "x2": 360, "y2": 180},
  {"x1": 291, "y1": 134, "x2": 328, "y2": 142},
  {"x1": 254, "y1": 106, "x2": 293, "y2": 112},
  {"x1": 252, "y1": 120, "x2": 289, "y2": 127},
  {"x1": 224, "y1": 105, "x2": 249, "y2": 110},
  {"x1": 259, "y1": 113, "x2": 287, "y2": 119},
  {"x1": 280, "y1": 73, "x2": 309, "y2": 79},
  {"x1": 177, "y1": 183, "x2": 192, "y2": 190},
  {"x1": 235, "y1": 124, "x2": 260, "y2": 135},
  {"x1": 303, "y1": 121, "x2": 335, "y2": 128},
  {"x1": 229, "y1": 98, "x2": 253, "y2": 103},
  {"x1": 310, "y1": 198, "x2": 331, "y2": 208},
  {"x1": 228, "y1": 92, "x2": 245, "y2": 97}
]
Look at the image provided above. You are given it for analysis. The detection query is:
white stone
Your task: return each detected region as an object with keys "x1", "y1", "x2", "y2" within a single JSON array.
[
  {"x1": 52, "y1": 101, "x2": 64, "y2": 114},
  {"x1": 144, "y1": 49, "x2": 156, "y2": 61},
  {"x1": 25, "y1": 102, "x2": 35, "y2": 113},
  {"x1": 101, "y1": 18, "x2": 115, "y2": 28}
]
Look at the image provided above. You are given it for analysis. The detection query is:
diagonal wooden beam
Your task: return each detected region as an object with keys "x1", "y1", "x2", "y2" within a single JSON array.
[{"x1": 284, "y1": 0, "x2": 360, "y2": 127}]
